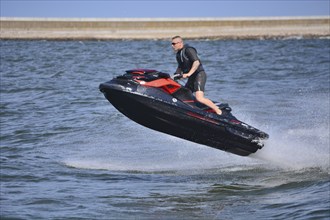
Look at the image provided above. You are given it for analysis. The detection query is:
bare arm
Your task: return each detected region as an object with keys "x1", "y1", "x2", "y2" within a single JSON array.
[{"x1": 183, "y1": 60, "x2": 200, "y2": 78}]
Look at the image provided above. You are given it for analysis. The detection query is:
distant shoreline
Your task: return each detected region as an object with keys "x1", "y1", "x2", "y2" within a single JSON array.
[{"x1": 1, "y1": 16, "x2": 329, "y2": 40}]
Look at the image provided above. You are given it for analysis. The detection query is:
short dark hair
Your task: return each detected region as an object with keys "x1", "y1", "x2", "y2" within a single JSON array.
[{"x1": 172, "y1": 36, "x2": 182, "y2": 40}]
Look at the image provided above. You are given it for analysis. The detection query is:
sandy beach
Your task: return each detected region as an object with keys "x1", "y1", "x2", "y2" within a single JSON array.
[{"x1": 1, "y1": 16, "x2": 329, "y2": 40}]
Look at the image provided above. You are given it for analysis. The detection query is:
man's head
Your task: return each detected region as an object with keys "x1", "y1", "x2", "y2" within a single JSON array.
[{"x1": 171, "y1": 36, "x2": 184, "y2": 51}]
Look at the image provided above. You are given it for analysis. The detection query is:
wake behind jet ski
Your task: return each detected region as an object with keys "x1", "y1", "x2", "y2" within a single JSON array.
[{"x1": 99, "y1": 69, "x2": 269, "y2": 156}]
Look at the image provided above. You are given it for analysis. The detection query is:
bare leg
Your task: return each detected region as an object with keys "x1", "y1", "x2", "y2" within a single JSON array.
[{"x1": 195, "y1": 91, "x2": 222, "y2": 115}]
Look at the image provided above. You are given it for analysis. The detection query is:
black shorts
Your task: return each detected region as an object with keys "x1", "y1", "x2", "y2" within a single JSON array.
[{"x1": 185, "y1": 71, "x2": 206, "y2": 92}]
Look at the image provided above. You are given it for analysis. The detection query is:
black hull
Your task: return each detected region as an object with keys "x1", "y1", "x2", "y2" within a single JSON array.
[{"x1": 101, "y1": 85, "x2": 265, "y2": 156}]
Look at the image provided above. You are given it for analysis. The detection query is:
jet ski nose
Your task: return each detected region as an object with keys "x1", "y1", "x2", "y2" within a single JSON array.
[
  {"x1": 99, "y1": 82, "x2": 107, "y2": 93},
  {"x1": 99, "y1": 82, "x2": 126, "y2": 93}
]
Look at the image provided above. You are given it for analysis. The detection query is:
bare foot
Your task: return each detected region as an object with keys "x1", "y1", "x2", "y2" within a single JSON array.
[{"x1": 216, "y1": 108, "x2": 222, "y2": 115}]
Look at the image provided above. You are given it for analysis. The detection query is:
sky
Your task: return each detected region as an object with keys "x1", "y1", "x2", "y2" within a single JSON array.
[{"x1": 1, "y1": 0, "x2": 329, "y2": 18}]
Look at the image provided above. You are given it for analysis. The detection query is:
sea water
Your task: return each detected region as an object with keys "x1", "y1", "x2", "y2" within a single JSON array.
[{"x1": 1, "y1": 39, "x2": 329, "y2": 219}]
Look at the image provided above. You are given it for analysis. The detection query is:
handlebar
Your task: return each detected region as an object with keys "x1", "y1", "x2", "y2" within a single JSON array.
[{"x1": 171, "y1": 73, "x2": 183, "y2": 80}]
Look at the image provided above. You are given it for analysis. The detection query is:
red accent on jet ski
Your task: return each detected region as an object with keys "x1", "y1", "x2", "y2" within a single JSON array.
[
  {"x1": 142, "y1": 78, "x2": 181, "y2": 94},
  {"x1": 186, "y1": 112, "x2": 219, "y2": 125},
  {"x1": 128, "y1": 69, "x2": 158, "y2": 75},
  {"x1": 230, "y1": 119, "x2": 242, "y2": 124}
]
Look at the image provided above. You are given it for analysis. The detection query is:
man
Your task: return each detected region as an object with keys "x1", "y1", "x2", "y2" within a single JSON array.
[{"x1": 171, "y1": 36, "x2": 222, "y2": 115}]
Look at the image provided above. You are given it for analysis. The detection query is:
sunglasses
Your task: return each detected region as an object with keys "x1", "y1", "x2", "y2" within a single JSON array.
[{"x1": 171, "y1": 42, "x2": 181, "y2": 45}]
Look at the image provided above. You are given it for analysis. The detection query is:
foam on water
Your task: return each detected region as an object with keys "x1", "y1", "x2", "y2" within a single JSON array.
[
  {"x1": 253, "y1": 93, "x2": 330, "y2": 171},
  {"x1": 253, "y1": 128, "x2": 329, "y2": 170}
]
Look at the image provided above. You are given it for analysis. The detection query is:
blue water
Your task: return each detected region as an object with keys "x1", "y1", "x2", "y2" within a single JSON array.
[{"x1": 1, "y1": 39, "x2": 329, "y2": 219}]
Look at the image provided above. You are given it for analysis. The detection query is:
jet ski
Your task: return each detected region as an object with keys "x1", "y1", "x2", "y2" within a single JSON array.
[{"x1": 99, "y1": 69, "x2": 269, "y2": 156}]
